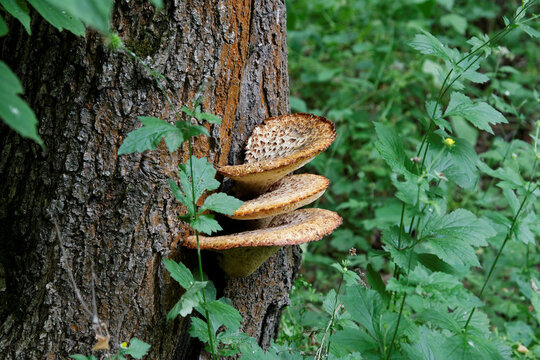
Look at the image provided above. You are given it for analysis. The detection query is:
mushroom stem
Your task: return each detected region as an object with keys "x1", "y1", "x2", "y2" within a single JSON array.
[{"x1": 216, "y1": 246, "x2": 281, "y2": 278}]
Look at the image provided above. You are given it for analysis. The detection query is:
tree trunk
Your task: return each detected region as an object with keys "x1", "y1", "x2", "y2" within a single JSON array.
[{"x1": 0, "y1": 0, "x2": 298, "y2": 358}]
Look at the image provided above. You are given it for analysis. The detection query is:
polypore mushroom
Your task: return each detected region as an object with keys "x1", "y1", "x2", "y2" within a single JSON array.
[
  {"x1": 229, "y1": 174, "x2": 329, "y2": 221},
  {"x1": 183, "y1": 208, "x2": 342, "y2": 277},
  {"x1": 218, "y1": 113, "x2": 336, "y2": 197}
]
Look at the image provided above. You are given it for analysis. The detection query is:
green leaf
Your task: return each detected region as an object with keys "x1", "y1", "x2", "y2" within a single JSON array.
[
  {"x1": 204, "y1": 298, "x2": 242, "y2": 331},
  {"x1": 168, "y1": 178, "x2": 194, "y2": 215},
  {"x1": 43, "y1": 0, "x2": 113, "y2": 34},
  {"x1": 176, "y1": 120, "x2": 210, "y2": 139},
  {"x1": 0, "y1": 61, "x2": 43, "y2": 147},
  {"x1": 70, "y1": 356, "x2": 96, "y2": 360},
  {"x1": 167, "y1": 281, "x2": 207, "y2": 320},
  {"x1": 180, "y1": 156, "x2": 220, "y2": 202},
  {"x1": 330, "y1": 327, "x2": 378, "y2": 357},
  {"x1": 191, "y1": 214, "x2": 222, "y2": 235},
  {"x1": 27, "y1": 0, "x2": 85, "y2": 36},
  {"x1": 0, "y1": 0, "x2": 31, "y2": 34},
  {"x1": 195, "y1": 111, "x2": 221, "y2": 124},
  {"x1": 163, "y1": 258, "x2": 194, "y2": 289},
  {"x1": 402, "y1": 326, "x2": 445, "y2": 360},
  {"x1": 190, "y1": 317, "x2": 212, "y2": 344},
  {"x1": 341, "y1": 286, "x2": 384, "y2": 342},
  {"x1": 199, "y1": 192, "x2": 243, "y2": 215},
  {"x1": 409, "y1": 30, "x2": 454, "y2": 62},
  {"x1": 425, "y1": 136, "x2": 479, "y2": 189},
  {"x1": 440, "y1": 14, "x2": 467, "y2": 35},
  {"x1": 444, "y1": 92, "x2": 507, "y2": 134},
  {"x1": 118, "y1": 116, "x2": 185, "y2": 154},
  {"x1": 149, "y1": 0, "x2": 163, "y2": 9},
  {"x1": 0, "y1": 14, "x2": 8, "y2": 36},
  {"x1": 374, "y1": 122, "x2": 411, "y2": 175},
  {"x1": 366, "y1": 264, "x2": 389, "y2": 306},
  {"x1": 123, "y1": 338, "x2": 151, "y2": 359},
  {"x1": 502, "y1": 189, "x2": 519, "y2": 216},
  {"x1": 418, "y1": 209, "x2": 495, "y2": 267}
]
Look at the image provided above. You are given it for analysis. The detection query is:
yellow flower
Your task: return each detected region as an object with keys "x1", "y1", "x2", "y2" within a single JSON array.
[
  {"x1": 444, "y1": 138, "x2": 455, "y2": 147},
  {"x1": 121, "y1": 341, "x2": 128, "y2": 349},
  {"x1": 517, "y1": 343, "x2": 529, "y2": 354}
]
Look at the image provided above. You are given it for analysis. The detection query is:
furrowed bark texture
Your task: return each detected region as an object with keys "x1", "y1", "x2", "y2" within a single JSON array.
[{"x1": 0, "y1": 0, "x2": 299, "y2": 359}]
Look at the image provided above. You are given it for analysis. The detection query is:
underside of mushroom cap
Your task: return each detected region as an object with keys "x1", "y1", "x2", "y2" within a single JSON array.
[
  {"x1": 229, "y1": 174, "x2": 330, "y2": 220},
  {"x1": 218, "y1": 113, "x2": 336, "y2": 195},
  {"x1": 183, "y1": 208, "x2": 342, "y2": 250}
]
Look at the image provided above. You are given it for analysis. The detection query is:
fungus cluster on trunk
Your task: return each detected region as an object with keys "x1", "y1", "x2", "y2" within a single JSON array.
[{"x1": 182, "y1": 113, "x2": 342, "y2": 277}]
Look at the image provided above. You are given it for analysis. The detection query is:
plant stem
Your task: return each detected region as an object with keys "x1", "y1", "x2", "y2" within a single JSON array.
[
  {"x1": 464, "y1": 180, "x2": 538, "y2": 330},
  {"x1": 315, "y1": 275, "x2": 344, "y2": 360}
]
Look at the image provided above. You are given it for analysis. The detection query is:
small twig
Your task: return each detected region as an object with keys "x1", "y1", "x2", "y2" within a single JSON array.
[{"x1": 54, "y1": 219, "x2": 93, "y2": 318}]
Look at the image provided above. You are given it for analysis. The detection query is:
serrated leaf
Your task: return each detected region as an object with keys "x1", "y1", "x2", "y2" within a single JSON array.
[
  {"x1": 189, "y1": 317, "x2": 211, "y2": 343},
  {"x1": 444, "y1": 92, "x2": 507, "y2": 134},
  {"x1": 513, "y1": 212, "x2": 535, "y2": 245},
  {"x1": 0, "y1": 61, "x2": 43, "y2": 147},
  {"x1": 341, "y1": 286, "x2": 384, "y2": 342},
  {"x1": 195, "y1": 111, "x2": 221, "y2": 124},
  {"x1": 191, "y1": 214, "x2": 222, "y2": 234},
  {"x1": 502, "y1": 189, "x2": 519, "y2": 216},
  {"x1": 118, "y1": 116, "x2": 185, "y2": 154},
  {"x1": 1, "y1": 0, "x2": 31, "y2": 34},
  {"x1": 418, "y1": 209, "x2": 495, "y2": 267},
  {"x1": 167, "y1": 281, "x2": 207, "y2": 320},
  {"x1": 366, "y1": 264, "x2": 389, "y2": 306},
  {"x1": 28, "y1": 0, "x2": 86, "y2": 36},
  {"x1": 402, "y1": 326, "x2": 445, "y2": 360},
  {"x1": 163, "y1": 258, "x2": 194, "y2": 289},
  {"x1": 204, "y1": 298, "x2": 242, "y2": 331},
  {"x1": 330, "y1": 327, "x2": 377, "y2": 357},
  {"x1": 425, "y1": 100, "x2": 448, "y2": 129},
  {"x1": 199, "y1": 192, "x2": 243, "y2": 215},
  {"x1": 176, "y1": 120, "x2": 210, "y2": 139},
  {"x1": 180, "y1": 156, "x2": 220, "y2": 201},
  {"x1": 374, "y1": 122, "x2": 411, "y2": 175},
  {"x1": 391, "y1": 172, "x2": 428, "y2": 206},
  {"x1": 44, "y1": 0, "x2": 113, "y2": 34},
  {"x1": 425, "y1": 136, "x2": 479, "y2": 189},
  {"x1": 123, "y1": 338, "x2": 151, "y2": 359},
  {"x1": 409, "y1": 30, "x2": 453, "y2": 62},
  {"x1": 168, "y1": 178, "x2": 194, "y2": 215}
]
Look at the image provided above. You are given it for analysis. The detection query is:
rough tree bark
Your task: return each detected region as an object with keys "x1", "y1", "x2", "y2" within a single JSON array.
[{"x1": 0, "y1": 0, "x2": 300, "y2": 358}]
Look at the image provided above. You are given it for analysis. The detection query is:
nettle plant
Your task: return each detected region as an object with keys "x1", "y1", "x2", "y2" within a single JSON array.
[{"x1": 303, "y1": 2, "x2": 539, "y2": 360}]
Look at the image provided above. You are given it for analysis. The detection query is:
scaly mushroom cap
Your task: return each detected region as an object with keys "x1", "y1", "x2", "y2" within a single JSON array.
[
  {"x1": 183, "y1": 208, "x2": 342, "y2": 277},
  {"x1": 184, "y1": 208, "x2": 342, "y2": 250},
  {"x1": 229, "y1": 174, "x2": 330, "y2": 220},
  {"x1": 218, "y1": 113, "x2": 336, "y2": 196}
]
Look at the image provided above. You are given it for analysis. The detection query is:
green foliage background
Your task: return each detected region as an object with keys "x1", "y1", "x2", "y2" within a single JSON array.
[{"x1": 281, "y1": 0, "x2": 540, "y2": 358}]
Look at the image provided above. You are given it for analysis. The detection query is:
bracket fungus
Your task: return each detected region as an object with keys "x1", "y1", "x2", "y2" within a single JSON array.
[
  {"x1": 229, "y1": 174, "x2": 329, "y2": 220},
  {"x1": 184, "y1": 209, "x2": 342, "y2": 278},
  {"x1": 218, "y1": 113, "x2": 336, "y2": 197},
  {"x1": 181, "y1": 113, "x2": 341, "y2": 277}
]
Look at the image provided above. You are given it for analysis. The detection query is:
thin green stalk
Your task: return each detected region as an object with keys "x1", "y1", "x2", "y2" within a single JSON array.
[
  {"x1": 315, "y1": 275, "x2": 344, "y2": 360},
  {"x1": 188, "y1": 128, "x2": 217, "y2": 359},
  {"x1": 464, "y1": 176, "x2": 538, "y2": 329},
  {"x1": 124, "y1": 47, "x2": 217, "y2": 357},
  {"x1": 389, "y1": 203, "x2": 406, "y2": 309},
  {"x1": 416, "y1": 2, "x2": 533, "y2": 167}
]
